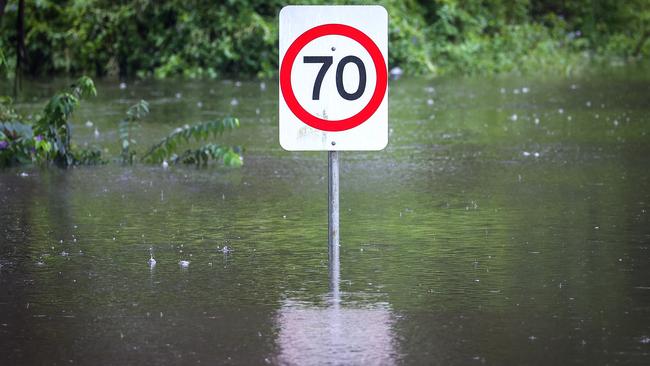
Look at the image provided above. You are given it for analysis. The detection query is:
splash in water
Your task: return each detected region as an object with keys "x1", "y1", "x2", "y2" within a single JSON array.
[{"x1": 148, "y1": 248, "x2": 156, "y2": 267}]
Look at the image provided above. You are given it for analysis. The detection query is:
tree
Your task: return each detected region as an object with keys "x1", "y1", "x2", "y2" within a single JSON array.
[{"x1": 14, "y1": 0, "x2": 25, "y2": 95}]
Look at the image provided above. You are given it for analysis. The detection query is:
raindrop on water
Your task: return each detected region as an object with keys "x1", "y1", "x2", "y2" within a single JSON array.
[{"x1": 148, "y1": 248, "x2": 156, "y2": 267}]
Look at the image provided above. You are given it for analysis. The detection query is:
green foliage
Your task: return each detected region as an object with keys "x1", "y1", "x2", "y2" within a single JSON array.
[
  {"x1": 1, "y1": 121, "x2": 35, "y2": 166},
  {"x1": 117, "y1": 100, "x2": 243, "y2": 167},
  {"x1": 1, "y1": 0, "x2": 647, "y2": 77},
  {"x1": 33, "y1": 76, "x2": 97, "y2": 166},
  {"x1": 72, "y1": 146, "x2": 105, "y2": 165},
  {"x1": 0, "y1": 0, "x2": 279, "y2": 78},
  {"x1": 421, "y1": 0, "x2": 650, "y2": 75},
  {"x1": 141, "y1": 117, "x2": 242, "y2": 167},
  {"x1": 0, "y1": 96, "x2": 52, "y2": 166},
  {"x1": 0, "y1": 96, "x2": 19, "y2": 121},
  {"x1": 0, "y1": 76, "x2": 98, "y2": 167},
  {"x1": 119, "y1": 100, "x2": 149, "y2": 164},
  {"x1": 0, "y1": 121, "x2": 56, "y2": 166},
  {"x1": 2, "y1": 0, "x2": 649, "y2": 77},
  {"x1": 1, "y1": 80, "x2": 244, "y2": 168},
  {"x1": 174, "y1": 143, "x2": 243, "y2": 167},
  {"x1": 0, "y1": 48, "x2": 7, "y2": 78},
  {"x1": 385, "y1": 0, "x2": 437, "y2": 74}
]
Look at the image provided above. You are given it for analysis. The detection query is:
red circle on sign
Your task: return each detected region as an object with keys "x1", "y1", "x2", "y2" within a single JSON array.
[{"x1": 280, "y1": 23, "x2": 387, "y2": 132}]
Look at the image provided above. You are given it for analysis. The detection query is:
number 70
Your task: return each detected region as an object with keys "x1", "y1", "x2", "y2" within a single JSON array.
[{"x1": 303, "y1": 55, "x2": 367, "y2": 101}]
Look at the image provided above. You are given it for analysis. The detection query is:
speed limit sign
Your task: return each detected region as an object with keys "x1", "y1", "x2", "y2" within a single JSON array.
[{"x1": 279, "y1": 5, "x2": 388, "y2": 151}]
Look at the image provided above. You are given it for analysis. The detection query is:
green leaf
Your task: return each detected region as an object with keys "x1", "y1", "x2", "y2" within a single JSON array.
[{"x1": 142, "y1": 117, "x2": 241, "y2": 164}]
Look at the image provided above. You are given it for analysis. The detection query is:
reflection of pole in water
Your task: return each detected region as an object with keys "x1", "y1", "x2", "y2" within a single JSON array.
[
  {"x1": 329, "y1": 223, "x2": 340, "y2": 308},
  {"x1": 275, "y1": 233, "x2": 397, "y2": 364},
  {"x1": 329, "y1": 224, "x2": 342, "y2": 356}
]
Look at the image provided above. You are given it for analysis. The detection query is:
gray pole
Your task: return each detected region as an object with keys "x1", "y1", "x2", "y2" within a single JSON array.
[{"x1": 328, "y1": 151, "x2": 340, "y2": 263}]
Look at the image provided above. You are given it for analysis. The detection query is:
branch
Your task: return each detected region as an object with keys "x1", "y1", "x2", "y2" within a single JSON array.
[{"x1": 633, "y1": 29, "x2": 649, "y2": 58}]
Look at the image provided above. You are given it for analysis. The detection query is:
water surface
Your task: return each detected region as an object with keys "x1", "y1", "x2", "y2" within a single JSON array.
[{"x1": 1, "y1": 70, "x2": 649, "y2": 365}]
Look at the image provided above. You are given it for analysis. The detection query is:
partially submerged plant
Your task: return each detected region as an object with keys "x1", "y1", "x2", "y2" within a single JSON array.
[
  {"x1": 1, "y1": 121, "x2": 39, "y2": 165},
  {"x1": 118, "y1": 100, "x2": 149, "y2": 164},
  {"x1": 0, "y1": 77, "x2": 101, "y2": 167},
  {"x1": 141, "y1": 117, "x2": 242, "y2": 167},
  {"x1": 72, "y1": 147, "x2": 103, "y2": 165},
  {"x1": 33, "y1": 76, "x2": 97, "y2": 166},
  {"x1": 173, "y1": 142, "x2": 242, "y2": 166},
  {"x1": 1, "y1": 96, "x2": 52, "y2": 166},
  {"x1": 1, "y1": 78, "x2": 244, "y2": 169}
]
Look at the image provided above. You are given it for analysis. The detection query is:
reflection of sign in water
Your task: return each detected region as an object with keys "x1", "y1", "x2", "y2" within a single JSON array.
[
  {"x1": 275, "y1": 299, "x2": 397, "y2": 365},
  {"x1": 274, "y1": 209, "x2": 396, "y2": 364}
]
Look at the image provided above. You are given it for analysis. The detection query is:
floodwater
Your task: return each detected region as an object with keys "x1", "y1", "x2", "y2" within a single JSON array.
[{"x1": 1, "y1": 69, "x2": 650, "y2": 365}]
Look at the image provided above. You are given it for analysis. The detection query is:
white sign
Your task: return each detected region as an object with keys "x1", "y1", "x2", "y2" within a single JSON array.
[{"x1": 279, "y1": 5, "x2": 388, "y2": 151}]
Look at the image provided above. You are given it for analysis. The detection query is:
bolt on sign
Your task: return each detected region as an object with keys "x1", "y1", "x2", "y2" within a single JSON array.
[{"x1": 279, "y1": 5, "x2": 388, "y2": 151}]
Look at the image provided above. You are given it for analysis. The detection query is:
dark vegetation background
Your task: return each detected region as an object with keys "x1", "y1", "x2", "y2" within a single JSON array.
[
  {"x1": 1, "y1": 0, "x2": 649, "y2": 79},
  {"x1": 0, "y1": 0, "x2": 649, "y2": 167}
]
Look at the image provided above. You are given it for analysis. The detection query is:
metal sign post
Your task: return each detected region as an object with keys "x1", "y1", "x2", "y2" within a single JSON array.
[
  {"x1": 328, "y1": 151, "x2": 340, "y2": 260},
  {"x1": 278, "y1": 5, "x2": 387, "y2": 260}
]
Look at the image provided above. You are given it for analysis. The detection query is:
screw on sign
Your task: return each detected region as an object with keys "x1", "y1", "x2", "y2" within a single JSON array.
[{"x1": 279, "y1": 5, "x2": 388, "y2": 151}]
